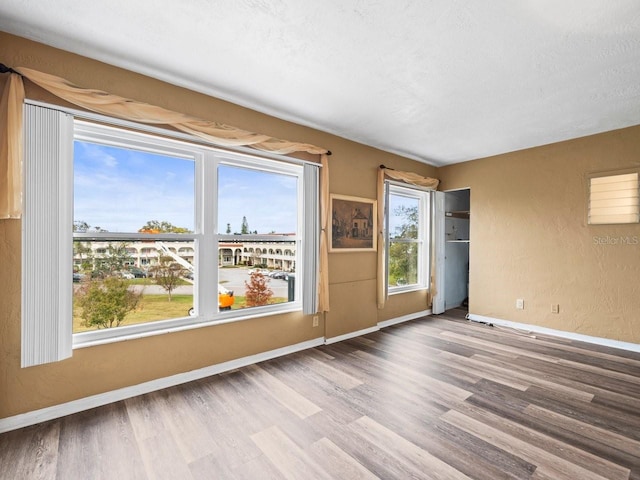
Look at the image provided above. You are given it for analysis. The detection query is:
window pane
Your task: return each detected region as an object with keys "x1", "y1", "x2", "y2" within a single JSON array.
[
  {"x1": 73, "y1": 239, "x2": 194, "y2": 333},
  {"x1": 389, "y1": 241, "x2": 419, "y2": 286},
  {"x1": 217, "y1": 238, "x2": 297, "y2": 311},
  {"x1": 389, "y1": 194, "x2": 419, "y2": 240},
  {"x1": 217, "y1": 165, "x2": 298, "y2": 235},
  {"x1": 216, "y1": 164, "x2": 298, "y2": 312},
  {"x1": 74, "y1": 141, "x2": 195, "y2": 233}
]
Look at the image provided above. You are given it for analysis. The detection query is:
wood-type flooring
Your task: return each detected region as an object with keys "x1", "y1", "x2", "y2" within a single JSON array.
[{"x1": 1, "y1": 311, "x2": 639, "y2": 479}]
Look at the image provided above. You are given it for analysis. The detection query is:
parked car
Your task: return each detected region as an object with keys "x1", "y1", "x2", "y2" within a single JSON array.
[
  {"x1": 73, "y1": 273, "x2": 85, "y2": 283},
  {"x1": 270, "y1": 271, "x2": 288, "y2": 280},
  {"x1": 248, "y1": 268, "x2": 270, "y2": 275},
  {"x1": 128, "y1": 267, "x2": 147, "y2": 278}
]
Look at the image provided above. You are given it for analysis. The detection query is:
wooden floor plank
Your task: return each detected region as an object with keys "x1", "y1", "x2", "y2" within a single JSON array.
[
  {"x1": 449, "y1": 401, "x2": 632, "y2": 480},
  {"x1": 308, "y1": 437, "x2": 380, "y2": 480},
  {"x1": 442, "y1": 408, "x2": 628, "y2": 480},
  {"x1": 251, "y1": 425, "x2": 333, "y2": 480},
  {"x1": 524, "y1": 404, "x2": 640, "y2": 458},
  {"x1": 242, "y1": 364, "x2": 322, "y2": 419},
  {"x1": 348, "y1": 416, "x2": 472, "y2": 479},
  {"x1": 0, "y1": 422, "x2": 59, "y2": 480},
  {"x1": 1, "y1": 315, "x2": 639, "y2": 480}
]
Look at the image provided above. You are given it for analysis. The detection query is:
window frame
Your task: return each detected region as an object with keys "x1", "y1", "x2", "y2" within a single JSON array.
[
  {"x1": 23, "y1": 102, "x2": 317, "y2": 359},
  {"x1": 385, "y1": 181, "x2": 431, "y2": 294}
]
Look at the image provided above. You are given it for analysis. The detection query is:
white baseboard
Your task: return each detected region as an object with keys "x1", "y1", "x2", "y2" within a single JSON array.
[
  {"x1": 324, "y1": 326, "x2": 380, "y2": 345},
  {"x1": 0, "y1": 337, "x2": 324, "y2": 434},
  {"x1": 468, "y1": 314, "x2": 640, "y2": 353},
  {"x1": 378, "y1": 309, "x2": 432, "y2": 329},
  {"x1": 324, "y1": 309, "x2": 433, "y2": 345}
]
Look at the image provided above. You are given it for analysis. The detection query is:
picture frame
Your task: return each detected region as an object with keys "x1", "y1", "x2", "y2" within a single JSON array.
[{"x1": 329, "y1": 194, "x2": 377, "y2": 252}]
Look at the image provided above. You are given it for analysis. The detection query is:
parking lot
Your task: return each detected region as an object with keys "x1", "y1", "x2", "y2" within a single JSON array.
[
  {"x1": 127, "y1": 267, "x2": 290, "y2": 299},
  {"x1": 219, "y1": 267, "x2": 290, "y2": 298}
]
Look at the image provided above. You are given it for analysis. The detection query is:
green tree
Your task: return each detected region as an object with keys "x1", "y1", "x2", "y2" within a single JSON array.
[
  {"x1": 74, "y1": 241, "x2": 94, "y2": 272},
  {"x1": 388, "y1": 205, "x2": 419, "y2": 285},
  {"x1": 77, "y1": 277, "x2": 141, "y2": 329},
  {"x1": 151, "y1": 255, "x2": 185, "y2": 301},
  {"x1": 139, "y1": 220, "x2": 192, "y2": 234},
  {"x1": 244, "y1": 272, "x2": 273, "y2": 307},
  {"x1": 94, "y1": 242, "x2": 134, "y2": 276},
  {"x1": 241, "y1": 216, "x2": 249, "y2": 234},
  {"x1": 73, "y1": 220, "x2": 107, "y2": 234},
  {"x1": 73, "y1": 220, "x2": 91, "y2": 233}
]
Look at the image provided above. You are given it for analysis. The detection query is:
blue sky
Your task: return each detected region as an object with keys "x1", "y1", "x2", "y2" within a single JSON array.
[
  {"x1": 73, "y1": 141, "x2": 298, "y2": 234},
  {"x1": 388, "y1": 193, "x2": 419, "y2": 237}
]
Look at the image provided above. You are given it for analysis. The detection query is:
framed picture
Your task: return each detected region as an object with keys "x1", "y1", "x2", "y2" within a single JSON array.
[{"x1": 329, "y1": 194, "x2": 377, "y2": 252}]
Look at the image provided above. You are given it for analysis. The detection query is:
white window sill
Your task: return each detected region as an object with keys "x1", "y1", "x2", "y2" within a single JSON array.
[
  {"x1": 389, "y1": 285, "x2": 429, "y2": 296},
  {"x1": 73, "y1": 303, "x2": 302, "y2": 349}
]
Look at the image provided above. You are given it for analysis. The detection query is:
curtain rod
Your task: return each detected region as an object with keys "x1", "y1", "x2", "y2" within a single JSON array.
[
  {"x1": 0, "y1": 63, "x2": 20, "y2": 75},
  {"x1": 1, "y1": 62, "x2": 332, "y2": 156},
  {"x1": 28, "y1": 99, "x2": 322, "y2": 169}
]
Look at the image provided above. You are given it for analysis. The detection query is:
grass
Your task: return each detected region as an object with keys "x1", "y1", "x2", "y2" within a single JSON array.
[{"x1": 73, "y1": 294, "x2": 288, "y2": 333}]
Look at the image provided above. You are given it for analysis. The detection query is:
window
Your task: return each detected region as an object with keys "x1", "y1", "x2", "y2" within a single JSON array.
[
  {"x1": 22, "y1": 104, "x2": 319, "y2": 366},
  {"x1": 588, "y1": 172, "x2": 639, "y2": 224},
  {"x1": 72, "y1": 122, "x2": 197, "y2": 335},
  {"x1": 386, "y1": 183, "x2": 430, "y2": 292}
]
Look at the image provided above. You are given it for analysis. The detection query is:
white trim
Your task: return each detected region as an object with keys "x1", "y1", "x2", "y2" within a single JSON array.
[
  {"x1": 74, "y1": 303, "x2": 302, "y2": 349},
  {"x1": 386, "y1": 183, "x2": 430, "y2": 293},
  {"x1": 324, "y1": 310, "x2": 434, "y2": 345},
  {"x1": 378, "y1": 309, "x2": 431, "y2": 329},
  {"x1": 467, "y1": 314, "x2": 640, "y2": 353},
  {"x1": 324, "y1": 326, "x2": 380, "y2": 345},
  {"x1": 0, "y1": 337, "x2": 324, "y2": 434}
]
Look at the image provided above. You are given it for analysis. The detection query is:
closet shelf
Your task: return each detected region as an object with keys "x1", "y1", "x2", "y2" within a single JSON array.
[{"x1": 445, "y1": 211, "x2": 470, "y2": 219}]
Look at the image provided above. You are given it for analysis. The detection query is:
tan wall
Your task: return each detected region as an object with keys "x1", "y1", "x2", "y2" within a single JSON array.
[
  {"x1": 439, "y1": 126, "x2": 640, "y2": 344},
  {"x1": 0, "y1": 32, "x2": 436, "y2": 419}
]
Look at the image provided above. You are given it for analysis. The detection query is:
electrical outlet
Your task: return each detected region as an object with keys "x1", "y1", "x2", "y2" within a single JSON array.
[
  {"x1": 312, "y1": 316, "x2": 319, "y2": 327},
  {"x1": 551, "y1": 304, "x2": 560, "y2": 314},
  {"x1": 516, "y1": 299, "x2": 524, "y2": 310}
]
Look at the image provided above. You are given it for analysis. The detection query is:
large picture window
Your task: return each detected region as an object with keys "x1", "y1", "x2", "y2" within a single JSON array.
[
  {"x1": 22, "y1": 103, "x2": 319, "y2": 364},
  {"x1": 386, "y1": 183, "x2": 430, "y2": 292}
]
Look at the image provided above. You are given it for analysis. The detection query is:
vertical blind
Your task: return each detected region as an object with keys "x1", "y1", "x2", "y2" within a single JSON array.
[
  {"x1": 22, "y1": 104, "x2": 74, "y2": 367},
  {"x1": 302, "y1": 163, "x2": 320, "y2": 315}
]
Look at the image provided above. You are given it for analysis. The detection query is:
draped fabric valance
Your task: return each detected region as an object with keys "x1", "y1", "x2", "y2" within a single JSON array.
[
  {"x1": 0, "y1": 65, "x2": 330, "y2": 311},
  {"x1": 376, "y1": 166, "x2": 439, "y2": 309}
]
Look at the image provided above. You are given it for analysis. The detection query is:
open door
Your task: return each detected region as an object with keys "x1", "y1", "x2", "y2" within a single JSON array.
[{"x1": 432, "y1": 191, "x2": 446, "y2": 314}]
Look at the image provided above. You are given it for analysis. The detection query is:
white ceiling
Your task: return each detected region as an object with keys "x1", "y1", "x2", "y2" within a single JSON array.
[{"x1": 1, "y1": 1, "x2": 640, "y2": 166}]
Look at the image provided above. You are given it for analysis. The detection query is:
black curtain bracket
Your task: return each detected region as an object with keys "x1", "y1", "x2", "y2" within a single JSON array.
[{"x1": 0, "y1": 63, "x2": 21, "y2": 75}]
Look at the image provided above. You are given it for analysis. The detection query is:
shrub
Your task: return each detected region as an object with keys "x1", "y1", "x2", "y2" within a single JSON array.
[
  {"x1": 244, "y1": 272, "x2": 273, "y2": 307},
  {"x1": 77, "y1": 277, "x2": 142, "y2": 329}
]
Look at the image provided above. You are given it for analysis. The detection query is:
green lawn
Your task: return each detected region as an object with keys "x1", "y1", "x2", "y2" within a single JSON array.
[{"x1": 73, "y1": 294, "x2": 288, "y2": 333}]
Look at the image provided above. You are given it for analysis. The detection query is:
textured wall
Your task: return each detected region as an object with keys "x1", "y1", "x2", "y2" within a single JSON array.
[
  {"x1": 0, "y1": 32, "x2": 436, "y2": 419},
  {"x1": 439, "y1": 127, "x2": 640, "y2": 343}
]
